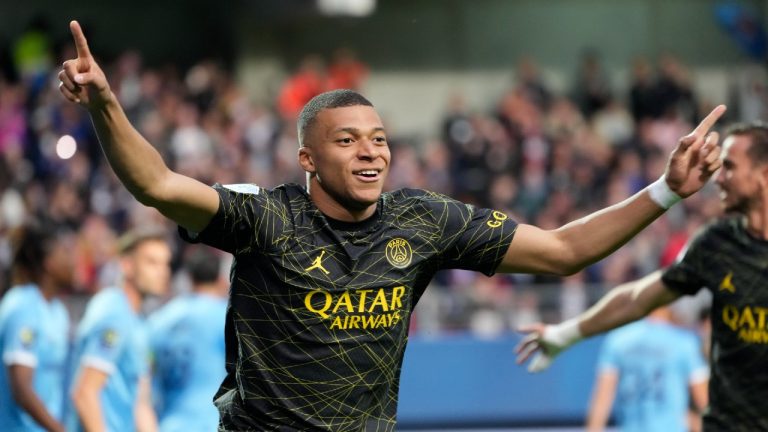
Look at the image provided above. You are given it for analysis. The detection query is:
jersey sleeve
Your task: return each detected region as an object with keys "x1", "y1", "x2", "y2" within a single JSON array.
[
  {"x1": 1, "y1": 306, "x2": 41, "y2": 368},
  {"x1": 596, "y1": 332, "x2": 621, "y2": 374},
  {"x1": 434, "y1": 197, "x2": 517, "y2": 276},
  {"x1": 661, "y1": 226, "x2": 710, "y2": 296},
  {"x1": 78, "y1": 321, "x2": 130, "y2": 375},
  {"x1": 179, "y1": 183, "x2": 289, "y2": 255}
]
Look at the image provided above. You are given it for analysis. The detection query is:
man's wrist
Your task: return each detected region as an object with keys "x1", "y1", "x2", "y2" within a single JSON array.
[
  {"x1": 545, "y1": 318, "x2": 583, "y2": 348},
  {"x1": 647, "y1": 177, "x2": 682, "y2": 209}
]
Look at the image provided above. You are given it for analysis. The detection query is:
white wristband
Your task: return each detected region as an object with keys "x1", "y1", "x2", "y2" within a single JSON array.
[
  {"x1": 647, "y1": 177, "x2": 682, "y2": 209},
  {"x1": 544, "y1": 318, "x2": 583, "y2": 348}
]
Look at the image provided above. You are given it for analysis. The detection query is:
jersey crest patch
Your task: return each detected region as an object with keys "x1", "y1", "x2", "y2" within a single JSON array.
[{"x1": 386, "y1": 238, "x2": 412, "y2": 269}]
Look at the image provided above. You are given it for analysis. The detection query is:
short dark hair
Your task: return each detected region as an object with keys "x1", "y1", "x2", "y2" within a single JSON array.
[
  {"x1": 11, "y1": 223, "x2": 68, "y2": 284},
  {"x1": 117, "y1": 226, "x2": 168, "y2": 256},
  {"x1": 183, "y1": 246, "x2": 221, "y2": 285},
  {"x1": 725, "y1": 121, "x2": 768, "y2": 164},
  {"x1": 297, "y1": 89, "x2": 373, "y2": 147}
]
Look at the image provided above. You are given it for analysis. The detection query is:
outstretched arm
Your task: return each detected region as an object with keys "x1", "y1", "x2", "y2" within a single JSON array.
[
  {"x1": 496, "y1": 105, "x2": 725, "y2": 275},
  {"x1": 515, "y1": 271, "x2": 681, "y2": 371},
  {"x1": 58, "y1": 21, "x2": 218, "y2": 232}
]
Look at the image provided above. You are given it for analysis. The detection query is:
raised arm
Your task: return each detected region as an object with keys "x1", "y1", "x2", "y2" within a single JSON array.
[
  {"x1": 497, "y1": 105, "x2": 725, "y2": 275},
  {"x1": 58, "y1": 21, "x2": 218, "y2": 232},
  {"x1": 515, "y1": 270, "x2": 681, "y2": 372}
]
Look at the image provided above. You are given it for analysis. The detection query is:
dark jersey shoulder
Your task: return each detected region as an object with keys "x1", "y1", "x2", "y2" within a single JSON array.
[{"x1": 661, "y1": 216, "x2": 744, "y2": 296}]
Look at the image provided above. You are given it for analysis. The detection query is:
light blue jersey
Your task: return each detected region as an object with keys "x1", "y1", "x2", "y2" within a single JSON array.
[
  {"x1": 148, "y1": 293, "x2": 227, "y2": 432},
  {"x1": 598, "y1": 319, "x2": 708, "y2": 432},
  {"x1": 0, "y1": 284, "x2": 69, "y2": 432},
  {"x1": 68, "y1": 287, "x2": 149, "y2": 432}
]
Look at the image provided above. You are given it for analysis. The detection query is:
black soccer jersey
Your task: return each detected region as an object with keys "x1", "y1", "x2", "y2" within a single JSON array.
[
  {"x1": 181, "y1": 183, "x2": 517, "y2": 431},
  {"x1": 662, "y1": 216, "x2": 768, "y2": 431}
]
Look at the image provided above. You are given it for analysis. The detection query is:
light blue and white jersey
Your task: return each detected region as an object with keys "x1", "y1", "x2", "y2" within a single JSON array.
[
  {"x1": 0, "y1": 284, "x2": 69, "y2": 432},
  {"x1": 598, "y1": 319, "x2": 708, "y2": 432},
  {"x1": 68, "y1": 287, "x2": 149, "y2": 432},
  {"x1": 148, "y1": 293, "x2": 227, "y2": 432}
]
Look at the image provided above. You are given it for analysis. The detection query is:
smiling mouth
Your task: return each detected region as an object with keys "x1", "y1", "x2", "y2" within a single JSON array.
[{"x1": 353, "y1": 169, "x2": 381, "y2": 179}]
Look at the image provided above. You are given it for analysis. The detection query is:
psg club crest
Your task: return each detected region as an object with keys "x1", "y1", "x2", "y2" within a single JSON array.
[{"x1": 385, "y1": 238, "x2": 412, "y2": 269}]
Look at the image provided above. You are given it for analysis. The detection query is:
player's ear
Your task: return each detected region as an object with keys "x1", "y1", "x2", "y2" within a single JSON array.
[
  {"x1": 758, "y1": 163, "x2": 768, "y2": 188},
  {"x1": 298, "y1": 147, "x2": 315, "y2": 173}
]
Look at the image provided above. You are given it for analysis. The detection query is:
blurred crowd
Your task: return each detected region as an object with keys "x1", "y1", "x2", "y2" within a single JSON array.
[{"x1": 0, "y1": 20, "x2": 766, "y2": 335}]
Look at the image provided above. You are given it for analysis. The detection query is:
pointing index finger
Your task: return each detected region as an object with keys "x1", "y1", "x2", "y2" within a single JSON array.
[
  {"x1": 69, "y1": 20, "x2": 92, "y2": 60},
  {"x1": 692, "y1": 104, "x2": 727, "y2": 137}
]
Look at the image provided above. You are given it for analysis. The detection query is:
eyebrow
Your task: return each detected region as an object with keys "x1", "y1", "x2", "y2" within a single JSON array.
[{"x1": 334, "y1": 127, "x2": 386, "y2": 135}]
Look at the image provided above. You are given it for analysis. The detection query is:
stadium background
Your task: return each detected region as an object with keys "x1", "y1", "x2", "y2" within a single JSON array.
[{"x1": 0, "y1": 0, "x2": 766, "y2": 430}]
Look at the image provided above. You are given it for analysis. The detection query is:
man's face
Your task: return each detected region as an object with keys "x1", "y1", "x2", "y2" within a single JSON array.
[
  {"x1": 715, "y1": 134, "x2": 763, "y2": 213},
  {"x1": 122, "y1": 239, "x2": 171, "y2": 297},
  {"x1": 299, "y1": 105, "x2": 391, "y2": 214}
]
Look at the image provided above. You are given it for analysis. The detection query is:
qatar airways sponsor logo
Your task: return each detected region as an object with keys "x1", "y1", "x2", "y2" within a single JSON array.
[
  {"x1": 303, "y1": 286, "x2": 406, "y2": 330},
  {"x1": 722, "y1": 304, "x2": 768, "y2": 343}
]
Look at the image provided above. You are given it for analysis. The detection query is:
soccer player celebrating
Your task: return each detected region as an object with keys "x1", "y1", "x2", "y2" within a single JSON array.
[
  {"x1": 59, "y1": 20, "x2": 725, "y2": 431},
  {"x1": 517, "y1": 123, "x2": 768, "y2": 430}
]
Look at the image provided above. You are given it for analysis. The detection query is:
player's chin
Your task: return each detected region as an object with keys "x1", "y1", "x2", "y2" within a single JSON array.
[{"x1": 349, "y1": 188, "x2": 382, "y2": 208}]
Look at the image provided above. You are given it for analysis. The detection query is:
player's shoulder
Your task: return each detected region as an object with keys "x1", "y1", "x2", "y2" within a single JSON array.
[
  {"x1": 386, "y1": 187, "x2": 448, "y2": 199},
  {"x1": 384, "y1": 188, "x2": 463, "y2": 209},
  {"x1": 0, "y1": 285, "x2": 36, "y2": 305},
  {"x1": 681, "y1": 217, "x2": 733, "y2": 249},
  {"x1": 216, "y1": 182, "x2": 303, "y2": 198},
  {"x1": 218, "y1": 183, "x2": 263, "y2": 195},
  {"x1": 82, "y1": 288, "x2": 135, "y2": 328},
  {"x1": 0, "y1": 285, "x2": 39, "y2": 322},
  {"x1": 148, "y1": 296, "x2": 186, "y2": 324}
]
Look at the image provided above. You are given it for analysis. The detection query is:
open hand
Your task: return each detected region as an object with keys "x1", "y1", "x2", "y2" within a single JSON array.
[{"x1": 515, "y1": 323, "x2": 556, "y2": 373}]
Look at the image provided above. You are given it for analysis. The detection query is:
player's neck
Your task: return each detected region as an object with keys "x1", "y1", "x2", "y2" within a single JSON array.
[
  {"x1": 744, "y1": 203, "x2": 768, "y2": 240},
  {"x1": 36, "y1": 277, "x2": 60, "y2": 301},
  {"x1": 121, "y1": 284, "x2": 143, "y2": 313},
  {"x1": 307, "y1": 180, "x2": 379, "y2": 222}
]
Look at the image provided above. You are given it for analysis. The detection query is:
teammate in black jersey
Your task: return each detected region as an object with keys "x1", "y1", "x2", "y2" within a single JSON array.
[
  {"x1": 59, "y1": 20, "x2": 725, "y2": 431},
  {"x1": 517, "y1": 122, "x2": 768, "y2": 431}
]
